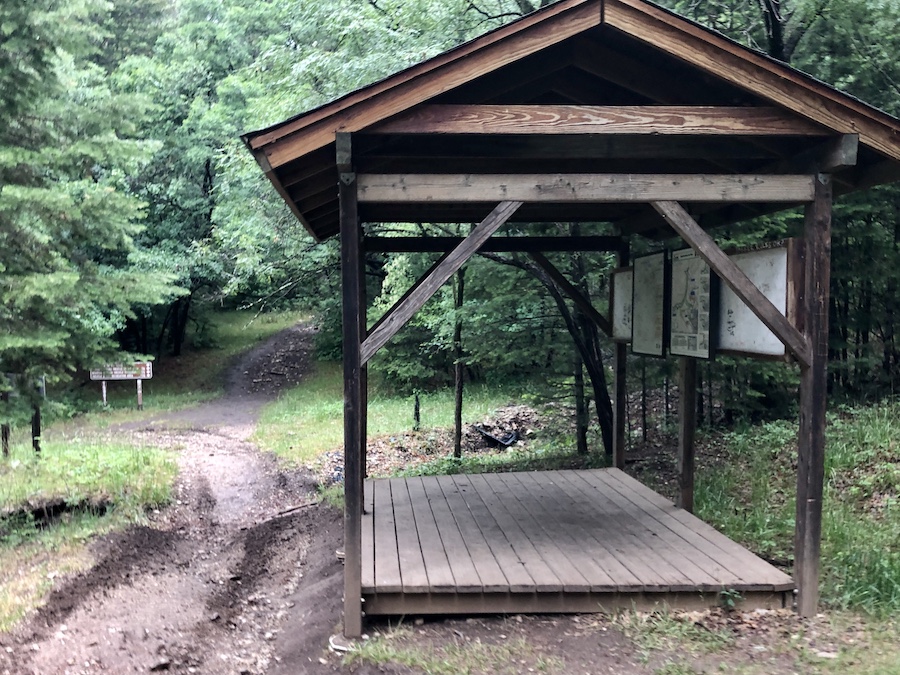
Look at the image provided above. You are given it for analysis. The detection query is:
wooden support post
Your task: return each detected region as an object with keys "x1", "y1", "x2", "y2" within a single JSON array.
[
  {"x1": 678, "y1": 357, "x2": 698, "y2": 513},
  {"x1": 101, "y1": 381, "x2": 108, "y2": 406},
  {"x1": 1, "y1": 391, "x2": 9, "y2": 458},
  {"x1": 31, "y1": 405, "x2": 41, "y2": 455},
  {"x1": 338, "y1": 132, "x2": 364, "y2": 638},
  {"x1": 136, "y1": 379, "x2": 143, "y2": 411},
  {"x1": 613, "y1": 245, "x2": 630, "y2": 470},
  {"x1": 795, "y1": 174, "x2": 832, "y2": 617}
]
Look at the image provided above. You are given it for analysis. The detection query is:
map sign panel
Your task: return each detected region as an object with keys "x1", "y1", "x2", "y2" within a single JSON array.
[
  {"x1": 717, "y1": 247, "x2": 789, "y2": 356},
  {"x1": 669, "y1": 248, "x2": 712, "y2": 359},
  {"x1": 632, "y1": 252, "x2": 667, "y2": 357},
  {"x1": 611, "y1": 268, "x2": 633, "y2": 342}
]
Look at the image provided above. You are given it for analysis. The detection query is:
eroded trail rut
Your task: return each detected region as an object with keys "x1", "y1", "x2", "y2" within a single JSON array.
[{"x1": 0, "y1": 324, "x2": 357, "y2": 675}]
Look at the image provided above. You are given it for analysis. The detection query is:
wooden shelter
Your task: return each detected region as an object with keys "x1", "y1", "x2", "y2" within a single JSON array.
[{"x1": 243, "y1": 0, "x2": 900, "y2": 637}]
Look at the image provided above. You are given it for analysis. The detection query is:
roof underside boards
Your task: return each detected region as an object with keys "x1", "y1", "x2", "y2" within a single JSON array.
[{"x1": 242, "y1": 0, "x2": 900, "y2": 243}]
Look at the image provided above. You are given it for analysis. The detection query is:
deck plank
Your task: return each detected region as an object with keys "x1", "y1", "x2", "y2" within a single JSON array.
[
  {"x1": 574, "y1": 469, "x2": 732, "y2": 591},
  {"x1": 553, "y1": 470, "x2": 698, "y2": 591},
  {"x1": 419, "y1": 476, "x2": 485, "y2": 593},
  {"x1": 433, "y1": 475, "x2": 518, "y2": 592},
  {"x1": 389, "y1": 477, "x2": 431, "y2": 593},
  {"x1": 372, "y1": 478, "x2": 402, "y2": 593},
  {"x1": 455, "y1": 473, "x2": 561, "y2": 592},
  {"x1": 602, "y1": 469, "x2": 793, "y2": 590},
  {"x1": 405, "y1": 477, "x2": 457, "y2": 593},
  {"x1": 362, "y1": 468, "x2": 794, "y2": 614},
  {"x1": 362, "y1": 480, "x2": 376, "y2": 591},
  {"x1": 510, "y1": 471, "x2": 645, "y2": 591},
  {"x1": 499, "y1": 472, "x2": 619, "y2": 592},
  {"x1": 488, "y1": 472, "x2": 593, "y2": 592}
]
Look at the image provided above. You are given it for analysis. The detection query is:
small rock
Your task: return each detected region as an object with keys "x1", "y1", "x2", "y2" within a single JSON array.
[
  {"x1": 816, "y1": 651, "x2": 838, "y2": 659},
  {"x1": 414, "y1": 617, "x2": 424, "y2": 626},
  {"x1": 149, "y1": 658, "x2": 171, "y2": 672},
  {"x1": 209, "y1": 613, "x2": 220, "y2": 622}
]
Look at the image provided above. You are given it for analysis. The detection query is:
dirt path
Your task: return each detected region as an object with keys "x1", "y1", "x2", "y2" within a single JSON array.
[{"x1": 0, "y1": 324, "x2": 364, "y2": 675}]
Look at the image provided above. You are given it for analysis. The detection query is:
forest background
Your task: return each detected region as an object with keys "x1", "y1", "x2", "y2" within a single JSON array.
[{"x1": 3, "y1": 0, "x2": 900, "y2": 435}]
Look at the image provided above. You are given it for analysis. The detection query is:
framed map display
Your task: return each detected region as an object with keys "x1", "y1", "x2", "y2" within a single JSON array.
[
  {"x1": 632, "y1": 252, "x2": 668, "y2": 357},
  {"x1": 611, "y1": 268, "x2": 633, "y2": 342},
  {"x1": 717, "y1": 243, "x2": 795, "y2": 357},
  {"x1": 669, "y1": 248, "x2": 714, "y2": 359}
]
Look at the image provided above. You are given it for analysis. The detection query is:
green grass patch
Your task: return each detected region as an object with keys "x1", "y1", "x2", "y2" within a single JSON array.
[
  {"x1": 695, "y1": 399, "x2": 900, "y2": 616},
  {"x1": 0, "y1": 436, "x2": 176, "y2": 521},
  {"x1": 256, "y1": 362, "x2": 519, "y2": 466},
  {"x1": 347, "y1": 625, "x2": 564, "y2": 674}
]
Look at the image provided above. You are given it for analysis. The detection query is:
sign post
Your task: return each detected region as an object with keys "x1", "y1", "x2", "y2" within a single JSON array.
[{"x1": 90, "y1": 362, "x2": 153, "y2": 410}]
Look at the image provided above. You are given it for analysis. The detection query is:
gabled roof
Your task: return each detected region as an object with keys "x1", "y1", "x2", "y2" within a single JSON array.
[{"x1": 243, "y1": 0, "x2": 900, "y2": 242}]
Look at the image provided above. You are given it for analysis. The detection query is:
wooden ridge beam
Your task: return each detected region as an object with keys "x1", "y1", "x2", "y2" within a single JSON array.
[
  {"x1": 365, "y1": 235, "x2": 624, "y2": 253},
  {"x1": 651, "y1": 200, "x2": 811, "y2": 367},
  {"x1": 360, "y1": 201, "x2": 523, "y2": 365},
  {"x1": 370, "y1": 105, "x2": 827, "y2": 136},
  {"x1": 529, "y1": 252, "x2": 612, "y2": 336},
  {"x1": 357, "y1": 173, "x2": 816, "y2": 204}
]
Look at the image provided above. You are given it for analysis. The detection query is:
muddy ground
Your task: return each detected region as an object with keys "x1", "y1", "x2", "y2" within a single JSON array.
[{"x1": 0, "y1": 324, "x2": 868, "y2": 675}]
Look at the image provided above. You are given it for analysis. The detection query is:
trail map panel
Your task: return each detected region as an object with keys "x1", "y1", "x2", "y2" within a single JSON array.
[
  {"x1": 717, "y1": 247, "x2": 788, "y2": 356},
  {"x1": 669, "y1": 248, "x2": 712, "y2": 359},
  {"x1": 632, "y1": 252, "x2": 667, "y2": 357},
  {"x1": 612, "y1": 268, "x2": 633, "y2": 342}
]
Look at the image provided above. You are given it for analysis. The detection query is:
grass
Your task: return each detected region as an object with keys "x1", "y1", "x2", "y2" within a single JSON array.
[
  {"x1": 347, "y1": 624, "x2": 564, "y2": 675},
  {"x1": 695, "y1": 399, "x2": 900, "y2": 616},
  {"x1": 256, "y1": 362, "x2": 520, "y2": 466},
  {"x1": 617, "y1": 608, "x2": 732, "y2": 664}
]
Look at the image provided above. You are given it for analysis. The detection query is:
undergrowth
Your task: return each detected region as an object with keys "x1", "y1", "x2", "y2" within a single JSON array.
[{"x1": 695, "y1": 399, "x2": 900, "y2": 616}]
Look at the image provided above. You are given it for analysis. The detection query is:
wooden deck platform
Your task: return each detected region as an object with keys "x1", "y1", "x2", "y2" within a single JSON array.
[{"x1": 361, "y1": 468, "x2": 793, "y2": 616}]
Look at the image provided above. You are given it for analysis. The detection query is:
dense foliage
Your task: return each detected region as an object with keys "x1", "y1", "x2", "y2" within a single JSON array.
[{"x1": 3, "y1": 0, "x2": 900, "y2": 431}]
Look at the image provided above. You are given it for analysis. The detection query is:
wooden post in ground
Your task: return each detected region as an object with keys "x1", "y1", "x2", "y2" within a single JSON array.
[
  {"x1": 338, "y1": 132, "x2": 364, "y2": 638},
  {"x1": 31, "y1": 405, "x2": 41, "y2": 454},
  {"x1": 678, "y1": 357, "x2": 698, "y2": 512},
  {"x1": 795, "y1": 174, "x2": 832, "y2": 617},
  {"x1": 1, "y1": 391, "x2": 9, "y2": 458},
  {"x1": 613, "y1": 245, "x2": 629, "y2": 469}
]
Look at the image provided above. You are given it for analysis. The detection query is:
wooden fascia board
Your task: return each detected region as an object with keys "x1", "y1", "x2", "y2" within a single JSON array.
[
  {"x1": 356, "y1": 173, "x2": 816, "y2": 203},
  {"x1": 369, "y1": 104, "x2": 826, "y2": 136},
  {"x1": 253, "y1": 2, "x2": 601, "y2": 170},
  {"x1": 247, "y1": 146, "x2": 322, "y2": 241},
  {"x1": 605, "y1": 0, "x2": 900, "y2": 162}
]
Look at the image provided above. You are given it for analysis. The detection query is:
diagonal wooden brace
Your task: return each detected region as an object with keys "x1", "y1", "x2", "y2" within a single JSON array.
[
  {"x1": 651, "y1": 200, "x2": 812, "y2": 368},
  {"x1": 361, "y1": 200, "x2": 523, "y2": 365}
]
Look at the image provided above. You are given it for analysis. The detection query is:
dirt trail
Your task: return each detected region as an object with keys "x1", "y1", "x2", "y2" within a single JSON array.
[{"x1": 0, "y1": 323, "x2": 361, "y2": 675}]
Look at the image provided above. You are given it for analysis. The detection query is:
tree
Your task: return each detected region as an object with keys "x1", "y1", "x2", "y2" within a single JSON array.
[{"x1": 0, "y1": 0, "x2": 180, "y2": 419}]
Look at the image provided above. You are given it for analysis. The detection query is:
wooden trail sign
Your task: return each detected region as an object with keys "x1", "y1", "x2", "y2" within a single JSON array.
[{"x1": 90, "y1": 362, "x2": 153, "y2": 410}]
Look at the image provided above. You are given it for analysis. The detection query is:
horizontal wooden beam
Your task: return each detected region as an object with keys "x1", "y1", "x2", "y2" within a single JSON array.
[
  {"x1": 651, "y1": 200, "x2": 811, "y2": 367},
  {"x1": 370, "y1": 105, "x2": 827, "y2": 136},
  {"x1": 360, "y1": 201, "x2": 523, "y2": 365},
  {"x1": 357, "y1": 173, "x2": 816, "y2": 204},
  {"x1": 365, "y1": 235, "x2": 624, "y2": 253}
]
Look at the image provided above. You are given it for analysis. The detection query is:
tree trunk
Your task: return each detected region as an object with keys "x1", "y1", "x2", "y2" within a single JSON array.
[{"x1": 574, "y1": 353, "x2": 588, "y2": 455}]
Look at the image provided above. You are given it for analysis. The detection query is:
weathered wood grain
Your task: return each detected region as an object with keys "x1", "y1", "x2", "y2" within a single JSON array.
[
  {"x1": 371, "y1": 105, "x2": 826, "y2": 136},
  {"x1": 357, "y1": 174, "x2": 816, "y2": 203}
]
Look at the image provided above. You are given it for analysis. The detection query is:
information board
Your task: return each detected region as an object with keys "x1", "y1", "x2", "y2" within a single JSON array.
[
  {"x1": 632, "y1": 252, "x2": 667, "y2": 357},
  {"x1": 90, "y1": 362, "x2": 153, "y2": 381},
  {"x1": 717, "y1": 246, "x2": 789, "y2": 356},
  {"x1": 669, "y1": 248, "x2": 713, "y2": 359},
  {"x1": 611, "y1": 268, "x2": 633, "y2": 342}
]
